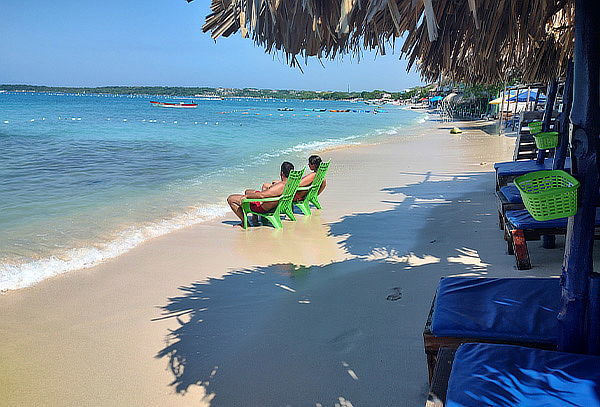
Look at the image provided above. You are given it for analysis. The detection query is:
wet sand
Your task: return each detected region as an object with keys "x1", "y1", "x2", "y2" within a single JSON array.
[{"x1": 0, "y1": 118, "x2": 569, "y2": 406}]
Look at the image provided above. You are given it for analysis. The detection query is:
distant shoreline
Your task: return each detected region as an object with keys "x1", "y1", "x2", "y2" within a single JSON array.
[{"x1": 0, "y1": 85, "x2": 410, "y2": 102}]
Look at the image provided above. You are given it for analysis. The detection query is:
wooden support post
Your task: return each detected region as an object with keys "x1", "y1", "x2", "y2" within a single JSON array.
[
  {"x1": 533, "y1": 87, "x2": 541, "y2": 111},
  {"x1": 537, "y1": 80, "x2": 559, "y2": 164},
  {"x1": 499, "y1": 85, "x2": 506, "y2": 133},
  {"x1": 543, "y1": 80, "x2": 558, "y2": 134},
  {"x1": 513, "y1": 87, "x2": 519, "y2": 131},
  {"x1": 554, "y1": 60, "x2": 574, "y2": 171},
  {"x1": 588, "y1": 275, "x2": 600, "y2": 354},
  {"x1": 559, "y1": 0, "x2": 600, "y2": 354},
  {"x1": 511, "y1": 229, "x2": 531, "y2": 270},
  {"x1": 542, "y1": 235, "x2": 556, "y2": 249}
]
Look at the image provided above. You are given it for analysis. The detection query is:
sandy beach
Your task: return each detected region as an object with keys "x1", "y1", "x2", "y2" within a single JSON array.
[{"x1": 0, "y1": 118, "x2": 570, "y2": 406}]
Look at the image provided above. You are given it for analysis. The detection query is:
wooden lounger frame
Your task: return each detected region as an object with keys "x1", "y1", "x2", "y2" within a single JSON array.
[
  {"x1": 502, "y1": 215, "x2": 600, "y2": 270},
  {"x1": 496, "y1": 171, "x2": 520, "y2": 191},
  {"x1": 425, "y1": 347, "x2": 456, "y2": 407},
  {"x1": 423, "y1": 297, "x2": 556, "y2": 383},
  {"x1": 496, "y1": 189, "x2": 525, "y2": 231}
]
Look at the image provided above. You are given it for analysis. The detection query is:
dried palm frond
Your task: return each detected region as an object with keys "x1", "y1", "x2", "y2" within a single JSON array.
[{"x1": 193, "y1": 0, "x2": 574, "y2": 84}]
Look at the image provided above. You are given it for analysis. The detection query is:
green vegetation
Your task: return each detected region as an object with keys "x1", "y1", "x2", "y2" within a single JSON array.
[
  {"x1": 0, "y1": 84, "x2": 419, "y2": 100},
  {"x1": 397, "y1": 85, "x2": 434, "y2": 100}
]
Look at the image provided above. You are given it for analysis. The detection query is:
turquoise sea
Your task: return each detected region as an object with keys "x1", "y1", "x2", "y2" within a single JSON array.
[{"x1": 0, "y1": 92, "x2": 426, "y2": 290}]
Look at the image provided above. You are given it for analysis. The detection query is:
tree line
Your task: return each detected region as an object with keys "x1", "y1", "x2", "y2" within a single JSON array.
[{"x1": 0, "y1": 85, "x2": 421, "y2": 100}]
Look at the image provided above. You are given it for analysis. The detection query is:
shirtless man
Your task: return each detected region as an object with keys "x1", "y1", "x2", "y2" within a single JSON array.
[
  {"x1": 227, "y1": 162, "x2": 295, "y2": 225},
  {"x1": 296, "y1": 155, "x2": 327, "y2": 199}
]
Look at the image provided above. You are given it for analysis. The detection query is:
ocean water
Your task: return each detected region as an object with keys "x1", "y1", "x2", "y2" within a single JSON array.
[{"x1": 0, "y1": 92, "x2": 425, "y2": 291}]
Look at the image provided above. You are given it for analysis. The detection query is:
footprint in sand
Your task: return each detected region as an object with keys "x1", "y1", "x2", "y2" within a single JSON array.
[
  {"x1": 386, "y1": 287, "x2": 402, "y2": 301},
  {"x1": 330, "y1": 329, "x2": 363, "y2": 353}
]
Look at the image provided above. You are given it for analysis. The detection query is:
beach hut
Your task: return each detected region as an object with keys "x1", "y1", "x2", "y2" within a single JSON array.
[{"x1": 191, "y1": 0, "x2": 599, "y2": 360}]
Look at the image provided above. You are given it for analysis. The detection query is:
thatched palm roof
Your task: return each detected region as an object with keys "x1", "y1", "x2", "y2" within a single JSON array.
[{"x1": 195, "y1": 0, "x2": 573, "y2": 84}]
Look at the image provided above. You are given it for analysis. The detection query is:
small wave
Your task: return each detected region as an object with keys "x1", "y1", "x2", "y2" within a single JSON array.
[
  {"x1": 271, "y1": 135, "x2": 365, "y2": 157},
  {"x1": 0, "y1": 204, "x2": 230, "y2": 292},
  {"x1": 254, "y1": 126, "x2": 411, "y2": 162}
]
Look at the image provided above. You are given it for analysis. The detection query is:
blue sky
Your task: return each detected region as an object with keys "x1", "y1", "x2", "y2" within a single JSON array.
[{"x1": 1, "y1": 1, "x2": 423, "y2": 91}]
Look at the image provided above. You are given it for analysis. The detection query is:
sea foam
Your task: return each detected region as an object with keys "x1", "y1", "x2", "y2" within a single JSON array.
[{"x1": 0, "y1": 204, "x2": 229, "y2": 291}]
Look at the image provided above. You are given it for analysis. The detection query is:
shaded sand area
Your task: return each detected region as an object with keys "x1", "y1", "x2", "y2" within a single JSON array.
[{"x1": 0, "y1": 119, "x2": 573, "y2": 406}]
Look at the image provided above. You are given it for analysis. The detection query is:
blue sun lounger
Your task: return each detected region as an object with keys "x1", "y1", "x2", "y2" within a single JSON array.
[
  {"x1": 443, "y1": 343, "x2": 600, "y2": 407},
  {"x1": 503, "y1": 208, "x2": 600, "y2": 269},
  {"x1": 423, "y1": 277, "x2": 560, "y2": 381},
  {"x1": 496, "y1": 184, "x2": 524, "y2": 230},
  {"x1": 494, "y1": 157, "x2": 571, "y2": 190}
]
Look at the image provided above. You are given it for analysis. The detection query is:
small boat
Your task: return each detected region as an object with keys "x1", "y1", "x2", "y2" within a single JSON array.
[
  {"x1": 278, "y1": 107, "x2": 294, "y2": 111},
  {"x1": 303, "y1": 108, "x2": 326, "y2": 112},
  {"x1": 329, "y1": 109, "x2": 351, "y2": 113},
  {"x1": 150, "y1": 101, "x2": 198, "y2": 108}
]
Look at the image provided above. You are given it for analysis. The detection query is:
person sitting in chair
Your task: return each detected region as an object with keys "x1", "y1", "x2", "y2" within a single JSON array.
[
  {"x1": 296, "y1": 155, "x2": 327, "y2": 200},
  {"x1": 227, "y1": 162, "x2": 294, "y2": 226}
]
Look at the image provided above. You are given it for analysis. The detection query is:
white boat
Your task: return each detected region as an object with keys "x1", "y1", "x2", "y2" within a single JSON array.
[{"x1": 150, "y1": 101, "x2": 198, "y2": 108}]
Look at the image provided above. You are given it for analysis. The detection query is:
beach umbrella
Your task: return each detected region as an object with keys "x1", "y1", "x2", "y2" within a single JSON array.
[
  {"x1": 488, "y1": 96, "x2": 518, "y2": 105},
  {"x1": 430, "y1": 96, "x2": 443, "y2": 102},
  {"x1": 488, "y1": 97, "x2": 505, "y2": 105},
  {"x1": 508, "y1": 90, "x2": 547, "y2": 103},
  {"x1": 442, "y1": 93, "x2": 460, "y2": 103},
  {"x1": 419, "y1": 97, "x2": 428, "y2": 101}
]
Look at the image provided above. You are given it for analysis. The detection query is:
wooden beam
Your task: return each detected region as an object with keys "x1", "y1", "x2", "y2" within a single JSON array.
[
  {"x1": 559, "y1": 0, "x2": 600, "y2": 354},
  {"x1": 537, "y1": 80, "x2": 558, "y2": 164},
  {"x1": 554, "y1": 60, "x2": 574, "y2": 171},
  {"x1": 588, "y1": 275, "x2": 600, "y2": 354}
]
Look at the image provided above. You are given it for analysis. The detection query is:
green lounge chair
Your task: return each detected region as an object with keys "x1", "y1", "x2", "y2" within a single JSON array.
[
  {"x1": 294, "y1": 161, "x2": 330, "y2": 216},
  {"x1": 241, "y1": 169, "x2": 304, "y2": 229}
]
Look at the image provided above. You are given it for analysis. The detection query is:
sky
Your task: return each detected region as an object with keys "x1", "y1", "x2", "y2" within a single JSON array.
[{"x1": 0, "y1": 0, "x2": 423, "y2": 92}]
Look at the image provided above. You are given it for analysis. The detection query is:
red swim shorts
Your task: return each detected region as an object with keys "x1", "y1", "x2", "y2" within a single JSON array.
[{"x1": 249, "y1": 202, "x2": 268, "y2": 213}]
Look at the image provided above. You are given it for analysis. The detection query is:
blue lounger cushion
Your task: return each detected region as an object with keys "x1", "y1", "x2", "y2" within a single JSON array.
[
  {"x1": 505, "y1": 208, "x2": 600, "y2": 229},
  {"x1": 446, "y1": 343, "x2": 600, "y2": 407},
  {"x1": 499, "y1": 185, "x2": 522, "y2": 203},
  {"x1": 494, "y1": 157, "x2": 571, "y2": 177},
  {"x1": 431, "y1": 277, "x2": 560, "y2": 343}
]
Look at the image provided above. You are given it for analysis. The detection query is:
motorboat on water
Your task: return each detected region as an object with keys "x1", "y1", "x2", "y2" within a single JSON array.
[{"x1": 150, "y1": 101, "x2": 198, "y2": 108}]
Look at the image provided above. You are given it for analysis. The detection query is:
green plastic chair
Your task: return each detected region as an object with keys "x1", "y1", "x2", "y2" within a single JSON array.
[
  {"x1": 241, "y1": 168, "x2": 304, "y2": 229},
  {"x1": 294, "y1": 161, "x2": 330, "y2": 216}
]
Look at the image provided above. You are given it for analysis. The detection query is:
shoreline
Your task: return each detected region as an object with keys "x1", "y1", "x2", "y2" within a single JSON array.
[
  {"x1": 0, "y1": 112, "x2": 428, "y2": 292},
  {"x1": 1, "y1": 117, "x2": 565, "y2": 406}
]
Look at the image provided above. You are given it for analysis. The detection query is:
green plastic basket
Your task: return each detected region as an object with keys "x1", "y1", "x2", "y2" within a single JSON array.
[
  {"x1": 533, "y1": 131, "x2": 559, "y2": 149},
  {"x1": 528, "y1": 121, "x2": 543, "y2": 134},
  {"x1": 514, "y1": 170, "x2": 580, "y2": 221}
]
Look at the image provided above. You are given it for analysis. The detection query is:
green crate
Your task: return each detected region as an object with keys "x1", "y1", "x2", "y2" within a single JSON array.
[
  {"x1": 533, "y1": 131, "x2": 559, "y2": 149},
  {"x1": 528, "y1": 121, "x2": 543, "y2": 134},
  {"x1": 514, "y1": 170, "x2": 580, "y2": 221}
]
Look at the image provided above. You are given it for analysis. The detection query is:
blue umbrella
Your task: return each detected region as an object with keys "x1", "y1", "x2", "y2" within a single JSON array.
[
  {"x1": 508, "y1": 90, "x2": 547, "y2": 103},
  {"x1": 430, "y1": 96, "x2": 443, "y2": 102}
]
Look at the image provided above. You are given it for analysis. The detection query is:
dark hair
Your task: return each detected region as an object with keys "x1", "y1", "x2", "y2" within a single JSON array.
[
  {"x1": 308, "y1": 155, "x2": 322, "y2": 168},
  {"x1": 281, "y1": 161, "x2": 294, "y2": 177}
]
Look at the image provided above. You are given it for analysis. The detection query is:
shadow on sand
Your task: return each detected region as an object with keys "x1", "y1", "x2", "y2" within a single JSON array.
[{"x1": 155, "y1": 171, "x2": 543, "y2": 406}]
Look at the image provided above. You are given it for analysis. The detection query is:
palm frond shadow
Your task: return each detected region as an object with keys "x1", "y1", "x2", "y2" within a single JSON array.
[{"x1": 155, "y1": 170, "x2": 542, "y2": 405}]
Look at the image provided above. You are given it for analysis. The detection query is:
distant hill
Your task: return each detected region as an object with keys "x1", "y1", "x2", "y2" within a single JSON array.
[{"x1": 0, "y1": 85, "x2": 416, "y2": 100}]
